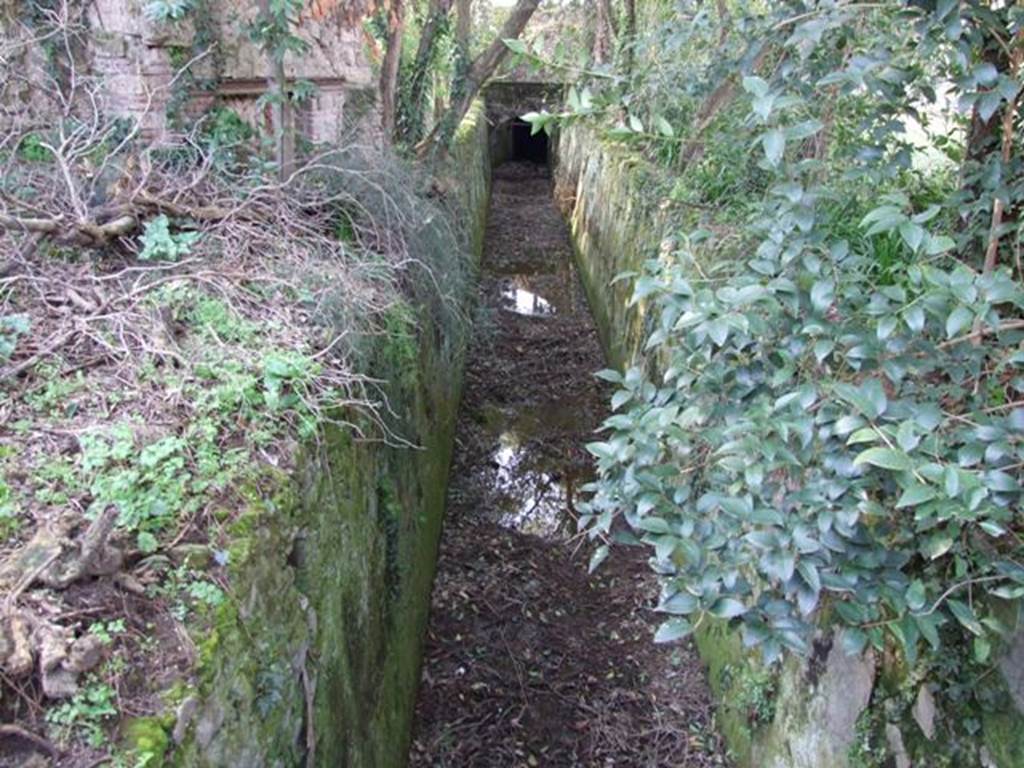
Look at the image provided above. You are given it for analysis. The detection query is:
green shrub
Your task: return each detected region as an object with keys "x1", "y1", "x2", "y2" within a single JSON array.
[{"x1": 574, "y1": 2, "x2": 1024, "y2": 676}]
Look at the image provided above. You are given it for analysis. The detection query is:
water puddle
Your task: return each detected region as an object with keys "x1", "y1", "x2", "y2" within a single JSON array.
[
  {"x1": 497, "y1": 269, "x2": 581, "y2": 316},
  {"x1": 500, "y1": 283, "x2": 555, "y2": 316},
  {"x1": 491, "y1": 432, "x2": 571, "y2": 536},
  {"x1": 474, "y1": 402, "x2": 587, "y2": 536}
]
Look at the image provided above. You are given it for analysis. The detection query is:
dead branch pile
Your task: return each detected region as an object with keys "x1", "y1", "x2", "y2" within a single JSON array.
[{"x1": 0, "y1": 1, "x2": 469, "y2": 409}]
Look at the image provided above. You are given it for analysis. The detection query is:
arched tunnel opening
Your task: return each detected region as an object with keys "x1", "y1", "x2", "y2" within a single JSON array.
[{"x1": 492, "y1": 117, "x2": 550, "y2": 167}]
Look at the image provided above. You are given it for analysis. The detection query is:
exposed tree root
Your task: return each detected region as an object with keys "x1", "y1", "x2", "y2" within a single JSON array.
[{"x1": 0, "y1": 507, "x2": 120, "y2": 699}]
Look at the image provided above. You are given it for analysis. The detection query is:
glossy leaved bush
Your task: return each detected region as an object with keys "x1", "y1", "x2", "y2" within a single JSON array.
[
  {"x1": 584, "y1": 241, "x2": 1024, "y2": 663},
  {"x1": 544, "y1": 0, "x2": 1024, "y2": 665}
]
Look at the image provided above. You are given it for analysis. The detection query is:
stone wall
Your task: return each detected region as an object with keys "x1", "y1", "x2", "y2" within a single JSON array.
[
  {"x1": 87, "y1": 0, "x2": 377, "y2": 143},
  {"x1": 554, "y1": 123, "x2": 1024, "y2": 768},
  {"x1": 552, "y1": 126, "x2": 667, "y2": 369},
  {"x1": 1, "y1": 5, "x2": 68, "y2": 132}
]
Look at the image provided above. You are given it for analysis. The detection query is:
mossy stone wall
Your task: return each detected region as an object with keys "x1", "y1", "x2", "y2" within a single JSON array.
[
  {"x1": 159, "y1": 105, "x2": 491, "y2": 768},
  {"x1": 552, "y1": 126, "x2": 667, "y2": 370}
]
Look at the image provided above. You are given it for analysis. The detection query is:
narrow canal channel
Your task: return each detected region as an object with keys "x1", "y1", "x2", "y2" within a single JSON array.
[{"x1": 408, "y1": 160, "x2": 726, "y2": 767}]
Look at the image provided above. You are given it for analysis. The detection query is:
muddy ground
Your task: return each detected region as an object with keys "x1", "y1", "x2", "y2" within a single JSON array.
[{"x1": 408, "y1": 163, "x2": 727, "y2": 767}]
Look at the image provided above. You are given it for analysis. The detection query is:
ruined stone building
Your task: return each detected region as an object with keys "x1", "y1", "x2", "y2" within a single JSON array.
[{"x1": 6, "y1": 1, "x2": 380, "y2": 146}]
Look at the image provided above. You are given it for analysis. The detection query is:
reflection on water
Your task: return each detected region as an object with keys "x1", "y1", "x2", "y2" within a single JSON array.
[
  {"x1": 491, "y1": 431, "x2": 571, "y2": 537},
  {"x1": 500, "y1": 284, "x2": 555, "y2": 316}
]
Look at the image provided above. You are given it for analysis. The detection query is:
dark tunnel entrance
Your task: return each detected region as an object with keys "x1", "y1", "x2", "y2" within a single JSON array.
[
  {"x1": 492, "y1": 117, "x2": 550, "y2": 166},
  {"x1": 510, "y1": 118, "x2": 548, "y2": 163}
]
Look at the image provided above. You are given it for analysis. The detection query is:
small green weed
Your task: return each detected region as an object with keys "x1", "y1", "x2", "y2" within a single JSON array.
[
  {"x1": 139, "y1": 215, "x2": 201, "y2": 262},
  {"x1": 0, "y1": 314, "x2": 30, "y2": 362},
  {"x1": 847, "y1": 706, "x2": 891, "y2": 768},
  {"x1": 89, "y1": 618, "x2": 127, "y2": 646},
  {"x1": 143, "y1": 0, "x2": 195, "y2": 22},
  {"x1": 47, "y1": 678, "x2": 118, "y2": 748},
  {"x1": 151, "y1": 566, "x2": 227, "y2": 621},
  {"x1": 80, "y1": 426, "x2": 191, "y2": 553},
  {"x1": 186, "y1": 579, "x2": 226, "y2": 609},
  {"x1": 0, "y1": 475, "x2": 21, "y2": 540},
  {"x1": 18, "y1": 133, "x2": 51, "y2": 163},
  {"x1": 379, "y1": 300, "x2": 418, "y2": 384},
  {"x1": 261, "y1": 351, "x2": 322, "y2": 438},
  {"x1": 335, "y1": 214, "x2": 356, "y2": 243},
  {"x1": 0, "y1": 446, "x2": 21, "y2": 539},
  {"x1": 720, "y1": 662, "x2": 778, "y2": 728},
  {"x1": 205, "y1": 107, "x2": 254, "y2": 149},
  {"x1": 33, "y1": 456, "x2": 83, "y2": 506},
  {"x1": 189, "y1": 296, "x2": 258, "y2": 343},
  {"x1": 24, "y1": 364, "x2": 86, "y2": 416}
]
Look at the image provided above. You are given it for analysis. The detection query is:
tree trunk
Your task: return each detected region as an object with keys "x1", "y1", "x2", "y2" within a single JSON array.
[
  {"x1": 273, "y1": 55, "x2": 295, "y2": 179},
  {"x1": 418, "y1": 0, "x2": 541, "y2": 155},
  {"x1": 679, "y1": 45, "x2": 771, "y2": 171},
  {"x1": 981, "y1": 29, "x2": 1022, "y2": 275},
  {"x1": 400, "y1": 0, "x2": 454, "y2": 142},
  {"x1": 380, "y1": 0, "x2": 407, "y2": 141},
  {"x1": 622, "y1": 0, "x2": 636, "y2": 74},
  {"x1": 257, "y1": 0, "x2": 294, "y2": 180},
  {"x1": 594, "y1": 0, "x2": 613, "y2": 64},
  {"x1": 960, "y1": 27, "x2": 1021, "y2": 273},
  {"x1": 715, "y1": 0, "x2": 730, "y2": 45},
  {"x1": 451, "y1": 0, "x2": 473, "y2": 129},
  {"x1": 456, "y1": 0, "x2": 472, "y2": 56}
]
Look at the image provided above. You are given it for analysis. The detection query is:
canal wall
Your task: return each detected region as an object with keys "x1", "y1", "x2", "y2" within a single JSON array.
[{"x1": 126, "y1": 105, "x2": 491, "y2": 767}]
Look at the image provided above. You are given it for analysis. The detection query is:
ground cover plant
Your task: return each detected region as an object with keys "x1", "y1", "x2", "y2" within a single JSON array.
[{"x1": 512, "y1": 0, "x2": 1023, "y2": 761}]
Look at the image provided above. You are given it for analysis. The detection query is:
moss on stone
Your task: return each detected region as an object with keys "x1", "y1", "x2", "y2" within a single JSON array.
[
  {"x1": 123, "y1": 716, "x2": 172, "y2": 767},
  {"x1": 693, "y1": 620, "x2": 758, "y2": 764},
  {"x1": 554, "y1": 126, "x2": 671, "y2": 371},
  {"x1": 983, "y1": 709, "x2": 1024, "y2": 767}
]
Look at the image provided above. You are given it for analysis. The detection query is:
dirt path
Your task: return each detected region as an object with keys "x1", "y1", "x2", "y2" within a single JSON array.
[{"x1": 409, "y1": 163, "x2": 727, "y2": 767}]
